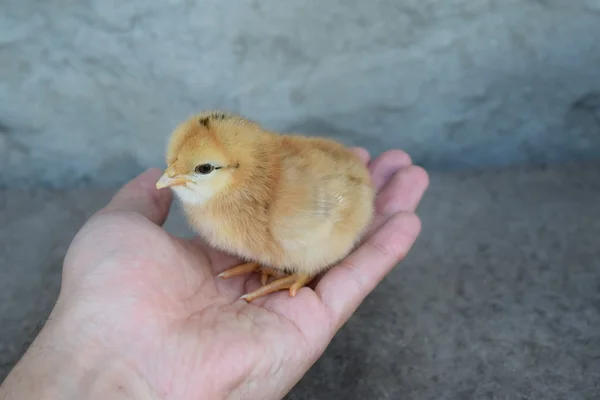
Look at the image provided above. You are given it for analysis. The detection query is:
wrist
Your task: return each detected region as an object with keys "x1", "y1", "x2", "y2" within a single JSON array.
[{"x1": 0, "y1": 305, "x2": 161, "y2": 400}]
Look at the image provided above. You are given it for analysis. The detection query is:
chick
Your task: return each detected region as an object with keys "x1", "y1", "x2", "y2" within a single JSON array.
[{"x1": 156, "y1": 110, "x2": 375, "y2": 302}]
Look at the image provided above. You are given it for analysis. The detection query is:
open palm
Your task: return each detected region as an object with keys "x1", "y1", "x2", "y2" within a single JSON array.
[{"x1": 54, "y1": 148, "x2": 428, "y2": 400}]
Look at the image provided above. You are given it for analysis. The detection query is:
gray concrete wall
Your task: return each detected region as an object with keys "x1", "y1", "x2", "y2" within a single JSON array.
[{"x1": 1, "y1": 0, "x2": 600, "y2": 188}]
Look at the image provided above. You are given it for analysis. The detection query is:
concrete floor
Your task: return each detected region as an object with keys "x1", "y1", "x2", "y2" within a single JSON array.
[{"x1": 1, "y1": 163, "x2": 599, "y2": 399}]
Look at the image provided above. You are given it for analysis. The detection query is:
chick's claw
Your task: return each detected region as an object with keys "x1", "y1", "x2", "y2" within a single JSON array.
[{"x1": 240, "y1": 273, "x2": 314, "y2": 302}]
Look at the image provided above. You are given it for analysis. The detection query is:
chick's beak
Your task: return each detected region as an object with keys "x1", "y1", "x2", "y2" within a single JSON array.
[{"x1": 156, "y1": 170, "x2": 192, "y2": 189}]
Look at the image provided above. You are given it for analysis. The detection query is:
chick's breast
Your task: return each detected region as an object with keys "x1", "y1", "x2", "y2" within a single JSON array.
[{"x1": 267, "y1": 136, "x2": 375, "y2": 275}]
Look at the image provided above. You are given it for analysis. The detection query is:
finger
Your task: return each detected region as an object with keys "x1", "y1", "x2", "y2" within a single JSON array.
[
  {"x1": 363, "y1": 165, "x2": 429, "y2": 238},
  {"x1": 316, "y1": 212, "x2": 422, "y2": 330},
  {"x1": 101, "y1": 168, "x2": 173, "y2": 226},
  {"x1": 368, "y1": 149, "x2": 413, "y2": 192},
  {"x1": 375, "y1": 165, "x2": 429, "y2": 214},
  {"x1": 348, "y1": 147, "x2": 370, "y2": 165}
]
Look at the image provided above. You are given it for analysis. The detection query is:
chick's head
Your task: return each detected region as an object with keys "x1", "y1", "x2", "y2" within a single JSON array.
[{"x1": 156, "y1": 110, "x2": 268, "y2": 206}]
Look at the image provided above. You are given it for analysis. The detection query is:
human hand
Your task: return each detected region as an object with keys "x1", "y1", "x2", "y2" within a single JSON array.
[{"x1": 0, "y1": 148, "x2": 428, "y2": 400}]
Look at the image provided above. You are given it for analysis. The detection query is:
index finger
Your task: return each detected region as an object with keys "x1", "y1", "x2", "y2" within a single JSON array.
[
  {"x1": 315, "y1": 212, "x2": 422, "y2": 330},
  {"x1": 100, "y1": 168, "x2": 173, "y2": 226}
]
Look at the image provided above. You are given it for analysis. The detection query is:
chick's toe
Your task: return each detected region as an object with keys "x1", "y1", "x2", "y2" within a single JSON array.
[
  {"x1": 218, "y1": 262, "x2": 284, "y2": 284},
  {"x1": 240, "y1": 273, "x2": 314, "y2": 302},
  {"x1": 217, "y1": 262, "x2": 260, "y2": 279}
]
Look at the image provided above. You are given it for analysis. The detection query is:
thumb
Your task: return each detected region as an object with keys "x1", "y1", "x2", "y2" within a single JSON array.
[{"x1": 101, "y1": 168, "x2": 173, "y2": 226}]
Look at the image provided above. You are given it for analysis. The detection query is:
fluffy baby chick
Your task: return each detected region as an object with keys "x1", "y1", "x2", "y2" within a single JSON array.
[{"x1": 156, "y1": 110, "x2": 375, "y2": 302}]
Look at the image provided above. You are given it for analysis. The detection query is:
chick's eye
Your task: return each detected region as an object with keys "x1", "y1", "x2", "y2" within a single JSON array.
[{"x1": 195, "y1": 163, "x2": 214, "y2": 174}]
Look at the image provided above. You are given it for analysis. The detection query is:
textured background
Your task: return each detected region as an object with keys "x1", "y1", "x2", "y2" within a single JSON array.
[
  {"x1": 2, "y1": 1, "x2": 600, "y2": 398},
  {"x1": 1, "y1": 0, "x2": 600, "y2": 188}
]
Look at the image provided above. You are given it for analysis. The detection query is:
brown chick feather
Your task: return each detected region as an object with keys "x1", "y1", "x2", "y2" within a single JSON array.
[{"x1": 157, "y1": 110, "x2": 375, "y2": 301}]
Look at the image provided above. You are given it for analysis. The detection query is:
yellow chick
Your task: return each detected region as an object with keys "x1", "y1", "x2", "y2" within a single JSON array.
[{"x1": 156, "y1": 110, "x2": 375, "y2": 302}]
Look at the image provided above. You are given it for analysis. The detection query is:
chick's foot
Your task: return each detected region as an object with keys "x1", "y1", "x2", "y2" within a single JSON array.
[
  {"x1": 258, "y1": 266, "x2": 286, "y2": 285},
  {"x1": 217, "y1": 262, "x2": 286, "y2": 285},
  {"x1": 240, "y1": 273, "x2": 314, "y2": 302}
]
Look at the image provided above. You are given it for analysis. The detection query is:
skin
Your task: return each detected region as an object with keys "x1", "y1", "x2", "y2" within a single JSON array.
[{"x1": 0, "y1": 148, "x2": 429, "y2": 400}]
